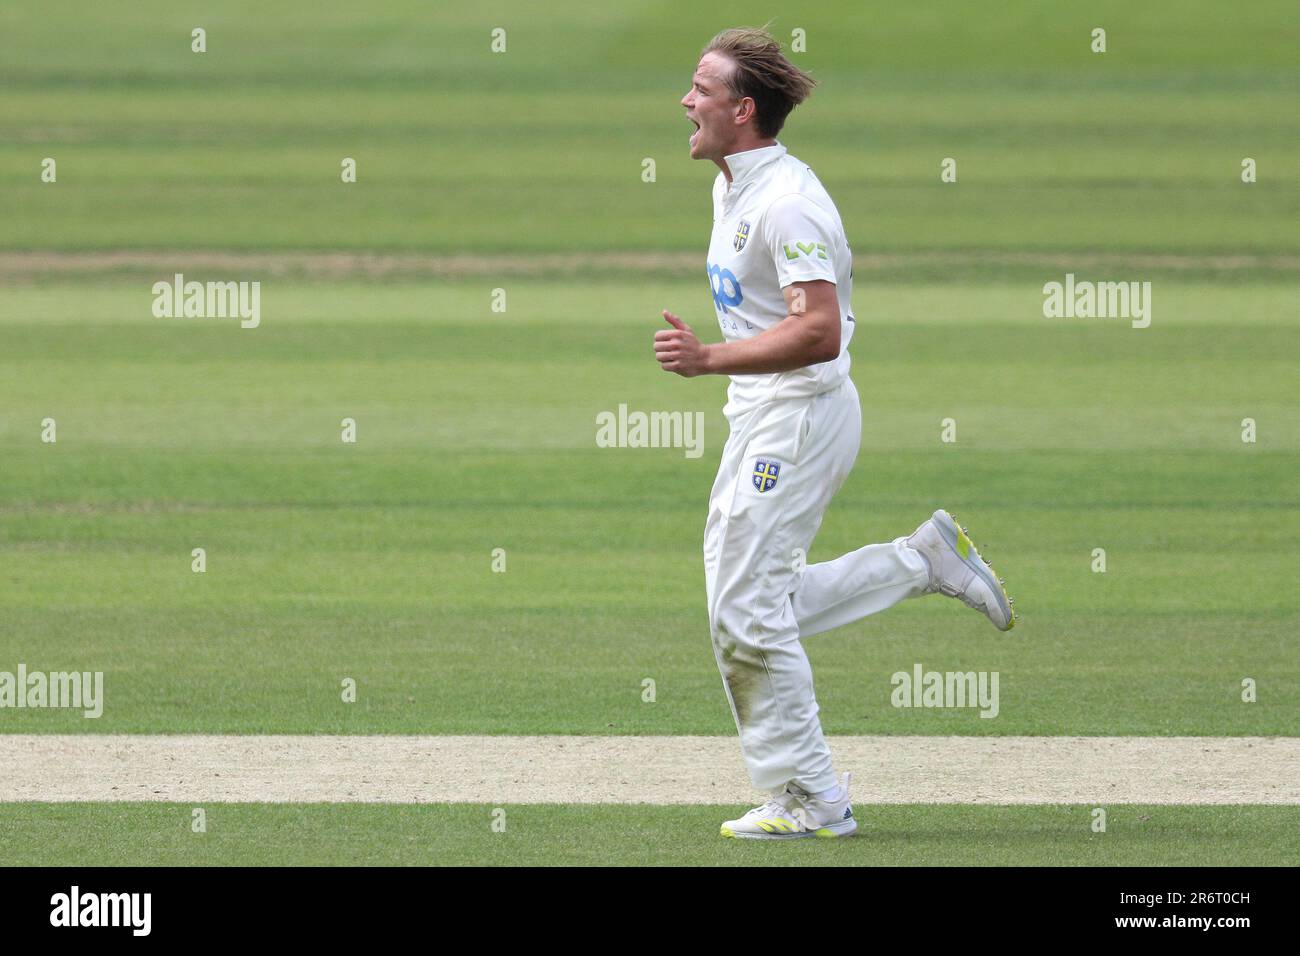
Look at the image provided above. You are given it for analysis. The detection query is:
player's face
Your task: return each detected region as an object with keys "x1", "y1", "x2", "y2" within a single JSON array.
[{"x1": 681, "y1": 52, "x2": 738, "y2": 161}]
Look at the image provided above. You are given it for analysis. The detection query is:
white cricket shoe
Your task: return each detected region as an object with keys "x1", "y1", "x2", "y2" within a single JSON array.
[
  {"x1": 720, "y1": 772, "x2": 857, "y2": 840},
  {"x1": 906, "y1": 509, "x2": 1016, "y2": 631}
]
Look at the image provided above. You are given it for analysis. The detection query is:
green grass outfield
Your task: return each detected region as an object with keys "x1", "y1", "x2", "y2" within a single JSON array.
[
  {"x1": 0, "y1": 803, "x2": 1294, "y2": 866},
  {"x1": 1, "y1": 278, "x2": 1296, "y2": 736},
  {"x1": 1, "y1": 0, "x2": 1297, "y2": 866},
  {"x1": 1, "y1": 0, "x2": 1297, "y2": 254}
]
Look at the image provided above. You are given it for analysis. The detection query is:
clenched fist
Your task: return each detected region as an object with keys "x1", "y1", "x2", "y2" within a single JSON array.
[{"x1": 654, "y1": 311, "x2": 712, "y2": 377}]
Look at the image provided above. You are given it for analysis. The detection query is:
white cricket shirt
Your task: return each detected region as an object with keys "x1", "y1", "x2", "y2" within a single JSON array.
[{"x1": 705, "y1": 141, "x2": 855, "y2": 418}]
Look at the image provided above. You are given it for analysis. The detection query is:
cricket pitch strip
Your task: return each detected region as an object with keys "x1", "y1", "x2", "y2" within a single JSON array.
[{"x1": 1, "y1": 735, "x2": 1295, "y2": 805}]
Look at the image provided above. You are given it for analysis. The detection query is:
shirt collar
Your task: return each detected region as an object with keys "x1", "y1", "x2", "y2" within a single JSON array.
[{"x1": 722, "y1": 142, "x2": 786, "y2": 193}]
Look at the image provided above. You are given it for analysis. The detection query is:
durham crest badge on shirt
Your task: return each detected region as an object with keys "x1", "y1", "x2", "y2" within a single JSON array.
[
  {"x1": 752, "y1": 458, "x2": 780, "y2": 492},
  {"x1": 733, "y1": 220, "x2": 751, "y2": 252}
]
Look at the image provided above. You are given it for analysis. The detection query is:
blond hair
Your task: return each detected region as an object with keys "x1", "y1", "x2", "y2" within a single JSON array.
[{"x1": 703, "y1": 27, "x2": 817, "y2": 137}]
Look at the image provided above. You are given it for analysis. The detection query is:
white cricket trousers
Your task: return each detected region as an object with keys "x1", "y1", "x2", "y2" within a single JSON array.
[{"x1": 703, "y1": 377, "x2": 931, "y2": 794}]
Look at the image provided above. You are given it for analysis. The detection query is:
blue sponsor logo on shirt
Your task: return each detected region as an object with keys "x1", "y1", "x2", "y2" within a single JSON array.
[{"x1": 707, "y1": 263, "x2": 743, "y2": 314}]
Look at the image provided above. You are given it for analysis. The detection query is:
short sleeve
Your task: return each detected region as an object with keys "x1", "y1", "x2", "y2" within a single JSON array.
[{"x1": 761, "y1": 193, "x2": 839, "y2": 288}]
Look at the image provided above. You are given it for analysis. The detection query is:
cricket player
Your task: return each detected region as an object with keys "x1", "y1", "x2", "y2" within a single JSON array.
[{"x1": 655, "y1": 28, "x2": 1017, "y2": 840}]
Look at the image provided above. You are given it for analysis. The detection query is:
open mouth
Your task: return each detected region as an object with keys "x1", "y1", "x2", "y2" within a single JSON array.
[{"x1": 688, "y1": 117, "x2": 700, "y2": 148}]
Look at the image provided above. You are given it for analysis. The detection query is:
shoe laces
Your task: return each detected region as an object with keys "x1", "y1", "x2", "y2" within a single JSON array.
[{"x1": 744, "y1": 799, "x2": 793, "y2": 820}]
